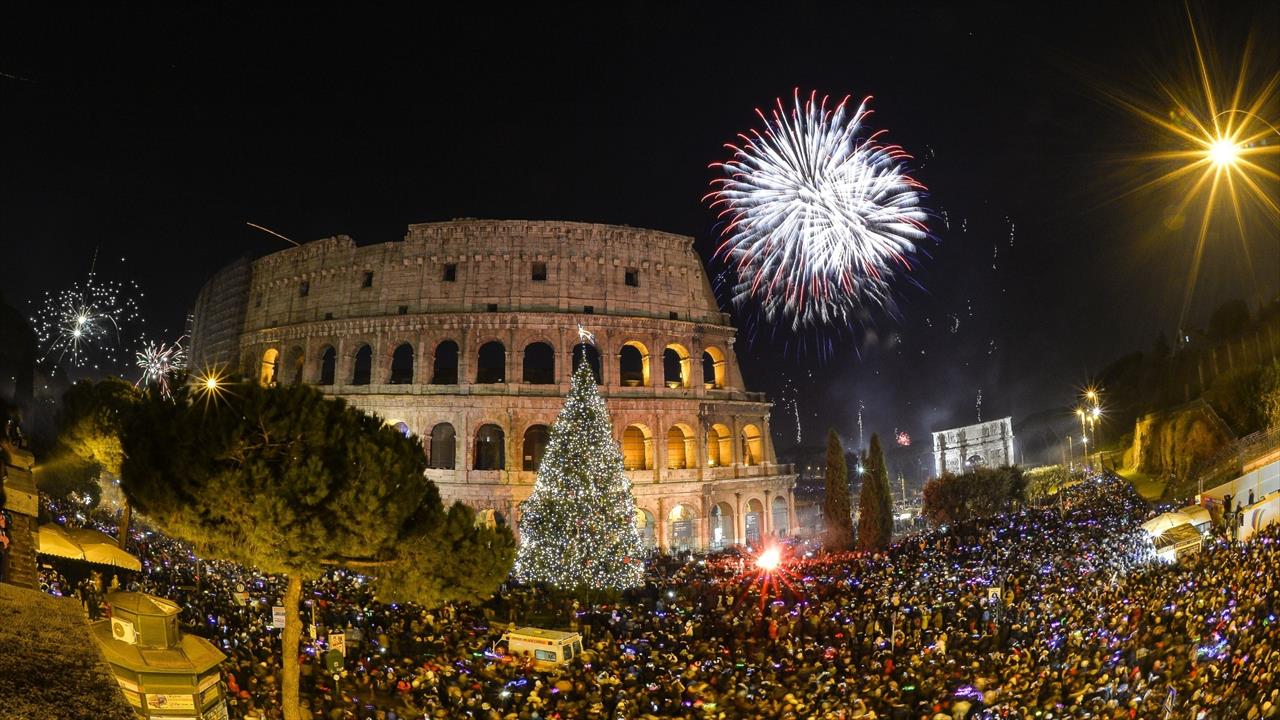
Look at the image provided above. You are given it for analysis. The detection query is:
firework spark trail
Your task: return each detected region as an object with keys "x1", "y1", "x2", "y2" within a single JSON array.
[
  {"x1": 30, "y1": 256, "x2": 144, "y2": 369},
  {"x1": 135, "y1": 337, "x2": 187, "y2": 399},
  {"x1": 707, "y1": 89, "x2": 929, "y2": 330}
]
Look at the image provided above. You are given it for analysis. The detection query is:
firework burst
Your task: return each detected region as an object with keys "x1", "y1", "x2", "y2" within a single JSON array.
[
  {"x1": 30, "y1": 261, "x2": 144, "y2": 370},
  {"x1": 732, "y1": 544, "x2": 801, "y2": 612},
  {"x1": 135, "y1": 337, "x2": 187, "y2": 399},
  {"x1": 707, "y1": 89, "x2": 929, "y2": 330}
]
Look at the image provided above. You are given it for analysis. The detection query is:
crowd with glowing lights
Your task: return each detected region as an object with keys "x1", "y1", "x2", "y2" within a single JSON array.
[{"x1": 39, "y1": 472, "x2": 1280, "y2": 720}]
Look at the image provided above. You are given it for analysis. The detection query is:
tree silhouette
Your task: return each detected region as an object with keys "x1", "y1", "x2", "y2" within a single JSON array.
[
  {"x1": 120, "y1": 381, "x2": 514, "y2": 720},
  {"x1": 821, "y1": 429, "x2": 854, "y2": 551},
  {"x1": 857, "y1": 433, "x2": 893, "y2": 551}
]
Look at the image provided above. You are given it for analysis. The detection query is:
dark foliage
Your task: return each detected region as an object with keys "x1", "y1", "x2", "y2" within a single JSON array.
[
  {"x1": 821, "y1": 429, "x2": 854, "y2": 551},
  {"x1": 922, "y1": 466, "x2": 1027, "y2": 526},
  {"x1": 856, "y1": 433, "x2": 893, "y2": 551}
]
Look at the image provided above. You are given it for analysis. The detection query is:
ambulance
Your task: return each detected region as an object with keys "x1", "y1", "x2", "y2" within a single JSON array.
[{"x1": 500, "y1": 627, "x2": 584, "y2": 667}]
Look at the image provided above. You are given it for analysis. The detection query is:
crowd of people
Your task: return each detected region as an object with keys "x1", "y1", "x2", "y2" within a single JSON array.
[{"x1": 39, "y1": 473, "x2": 1280, "y2": 720}]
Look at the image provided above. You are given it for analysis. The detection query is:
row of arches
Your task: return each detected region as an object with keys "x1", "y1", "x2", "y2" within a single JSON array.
[
  {"x1": 259, "y1": 339, "x2": 729, "y2": 389},
  {"x1": 635, "y1": 496, "x2": 791, "y2": 551},
  {"x1": 620, "y1": 422, "x2": 764, "y2": 470},
  {"x1": 410, "y1": 421, "x2": 765, "y2": 473}
]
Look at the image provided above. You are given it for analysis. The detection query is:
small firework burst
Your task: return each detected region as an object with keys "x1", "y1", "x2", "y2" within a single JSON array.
[
  {"x1": 895, "y1": 430, "x2": 911, "y2": 447},
  {"x1": 135, "y1": 337, "x2": 187, "y2": 399},
  {"x1": 30, "y1": 257, "x2": 144, "y2": 370}
]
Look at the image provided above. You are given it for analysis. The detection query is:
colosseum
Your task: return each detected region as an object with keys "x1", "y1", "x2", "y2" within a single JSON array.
[{"x1": 189, "y1": 219, "x2": 797, "y2": 552}]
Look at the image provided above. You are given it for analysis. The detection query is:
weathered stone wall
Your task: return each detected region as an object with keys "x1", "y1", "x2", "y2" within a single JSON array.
[
  {"x1": 189, "y1": 256, "x2": 251, "y2": 370},
  {"x1": 191, "y1": 220, "x2": 797, "y2": 551},
  {"x1": 1, "y1": 441, "x2": 39, "y2": 590},
  {"x1": 1125, "y1": 400, "x2": 1235, "y2": 480}
]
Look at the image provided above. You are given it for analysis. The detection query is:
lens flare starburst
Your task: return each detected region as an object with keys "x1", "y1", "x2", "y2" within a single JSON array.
[
  {"x1": 1113, "y1": 8, "x2": 1279, "y2": 333},
  {"x1": 707, "y1": 89, "x2": 929, "y2": 331},
  {"x1": 732, "y1": 544, "x2": 800, "y2": 612}
]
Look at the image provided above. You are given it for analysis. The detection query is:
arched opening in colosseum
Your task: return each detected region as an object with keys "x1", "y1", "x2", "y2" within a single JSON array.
[
  {"x1": 318, "y1": 346, "x2": 336, "y2": 386},
  {"x1": 706, "y1": 423, "x2": 733, "y2": 467},
  {"x1": 522, "y1": 424, "x2": 550, "y2": 471},
  {"x1": 389, "y1": 343, "x2": 414, "y2": 384},
  {"x1": 388, "y1": 421, "x2": 410, "y2": 438},
  {"x1": 258, "y1": 348, "x2": 279, "y2": 387},
  {"x1": 668, "y1": 504, "x2": 698, "y2": 552},
  {"x1": 635, "y1": 508, "x2": 656, "y2": 550},
  {"x1": 572, "y1": 343, "x2": 602, "y2": 384},
  {"x1": 710, "y1": 502, "x2": 735, "y2": 549},
  {"x1": 666, "y1": 424, "x2": 695, "y2": 469},
  {"x1": 476, "y1": 341, "x2": 506, "y2": 384},
  {"x1": 741, "y1": 424, "x2": 763, "y2": 466},
  {"x1": 522, "y1": 342, "x2": 555, "y2": 385},
  {"x1": 662, "y1": 344, "x2": 691, "y2": 388},
  {"x1": 744, "y1": 498, "x2": 765, "y2": 544},
  {"x1": 474, "y1": 423, "x2": 505, "y2": 470},
  {"x1": 288, "y1": 346, "x2": 304, "y2": 385},
  {"x1": 427, "y1": 423, "x2": 456, "y2": 469},
  {"x1": 772, "y1": 496, "x2": 790, "y2": 536},
  {"x1": 702, "y1": 347, "x2": 726, "y2": 389},
  {"x1": 431, "y1": 341, "x2": 458, "y2": 384},
  {"x1": 352, "y1": 344, "x2": 373, "y2": 385},
  {"x1": 621, "y1": 424, "x2": 653, "y2": 470},
  {"x1": 618, "y1": 341, "x2": 650, "y2": 386}
]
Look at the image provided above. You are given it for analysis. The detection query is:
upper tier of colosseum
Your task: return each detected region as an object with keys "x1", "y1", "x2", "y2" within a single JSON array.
[{"x1": 243, "y1": 219, "x2": 729, "y2": 334}]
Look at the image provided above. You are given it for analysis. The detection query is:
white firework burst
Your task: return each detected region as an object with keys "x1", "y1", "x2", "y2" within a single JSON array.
[
  {"x1": 31, "y1": 266, "x2": 144, "y2": 369},
  {"x1": 135, "y1": 338, "x2": 187, "y2": 399},
  {"x1": 707, "y1": 89, "x2": 929, "y2": 329}
]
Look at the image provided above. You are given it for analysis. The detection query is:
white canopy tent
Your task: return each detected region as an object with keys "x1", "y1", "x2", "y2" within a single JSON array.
[{"x1": 1140, "y1": 512, "x2": 1195, "y2": 537}]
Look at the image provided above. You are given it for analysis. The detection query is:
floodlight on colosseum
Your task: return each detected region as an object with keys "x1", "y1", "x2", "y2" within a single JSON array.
[{"x1": 190, "y1": 367, "x2": 230, "y2": 407}]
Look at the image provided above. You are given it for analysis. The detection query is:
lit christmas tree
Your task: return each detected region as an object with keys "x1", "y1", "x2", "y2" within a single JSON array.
[{"x1": 512, "y1": 350, "x2": 645, "y2": 590}]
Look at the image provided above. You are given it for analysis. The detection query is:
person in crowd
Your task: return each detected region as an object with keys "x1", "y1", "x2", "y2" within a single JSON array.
[{"x1": 37, "y1": 475, "x2": 1280, "y2": 720}]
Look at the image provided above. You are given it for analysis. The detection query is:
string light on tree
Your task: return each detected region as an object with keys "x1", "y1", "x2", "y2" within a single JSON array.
[{"x1": 512, "y1": 347, "x2": 645, "y2": 591}]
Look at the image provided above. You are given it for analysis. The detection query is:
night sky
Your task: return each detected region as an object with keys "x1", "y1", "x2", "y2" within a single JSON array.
[{"x1": 3, "y1": 2, "x2": 1277, "y2": 473}]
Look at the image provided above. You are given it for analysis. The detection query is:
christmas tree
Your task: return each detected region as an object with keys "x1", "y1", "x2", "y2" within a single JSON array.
[{"x1": 513, "y1": 354, "x2": 645, "y2": 590}]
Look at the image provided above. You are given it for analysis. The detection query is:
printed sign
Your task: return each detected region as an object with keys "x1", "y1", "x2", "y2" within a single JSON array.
[
  {"x1": 147, "y1": 693, "x2": 196, "y2": 710},
  {"x1": 329, "y1": 631, "x2": 346, "y2": 656},
  {"x1": 271, "y1": 606, "x2": 286, "y2": 629}
]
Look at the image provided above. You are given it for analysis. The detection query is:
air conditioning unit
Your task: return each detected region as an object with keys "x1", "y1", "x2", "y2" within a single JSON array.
[{"x1": 111, "y1": 617, "x2": 138, "y2": 645}]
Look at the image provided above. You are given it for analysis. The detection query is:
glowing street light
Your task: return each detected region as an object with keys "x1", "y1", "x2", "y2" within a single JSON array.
[
  {"x1": 1207, "y1": 137, "x2": 1241, "y2": 167},
  {"x1": 1115, "y1": 10, "x2": 1279, "y2": 337}
]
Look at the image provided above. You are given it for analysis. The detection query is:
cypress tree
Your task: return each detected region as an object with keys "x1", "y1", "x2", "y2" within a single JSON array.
[
  {"x1": 857, "y1": 432, "x2": 894, "y2": 551},
  {"x1": 822, "y1": 429, "x2": 854, "y2": 551}
]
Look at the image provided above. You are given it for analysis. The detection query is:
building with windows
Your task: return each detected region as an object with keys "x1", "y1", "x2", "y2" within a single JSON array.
[
  {"x1": 931, "y1": 417, "x2": 1016, "y2": 476},
  {"x1": 189, "y1": 219, "x2": 796, "y2": 552}
]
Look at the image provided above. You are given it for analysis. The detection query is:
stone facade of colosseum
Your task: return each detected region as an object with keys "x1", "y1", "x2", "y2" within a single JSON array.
[{"x1": 190, "y1": 219, "x2": 797, "y2": 552}]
